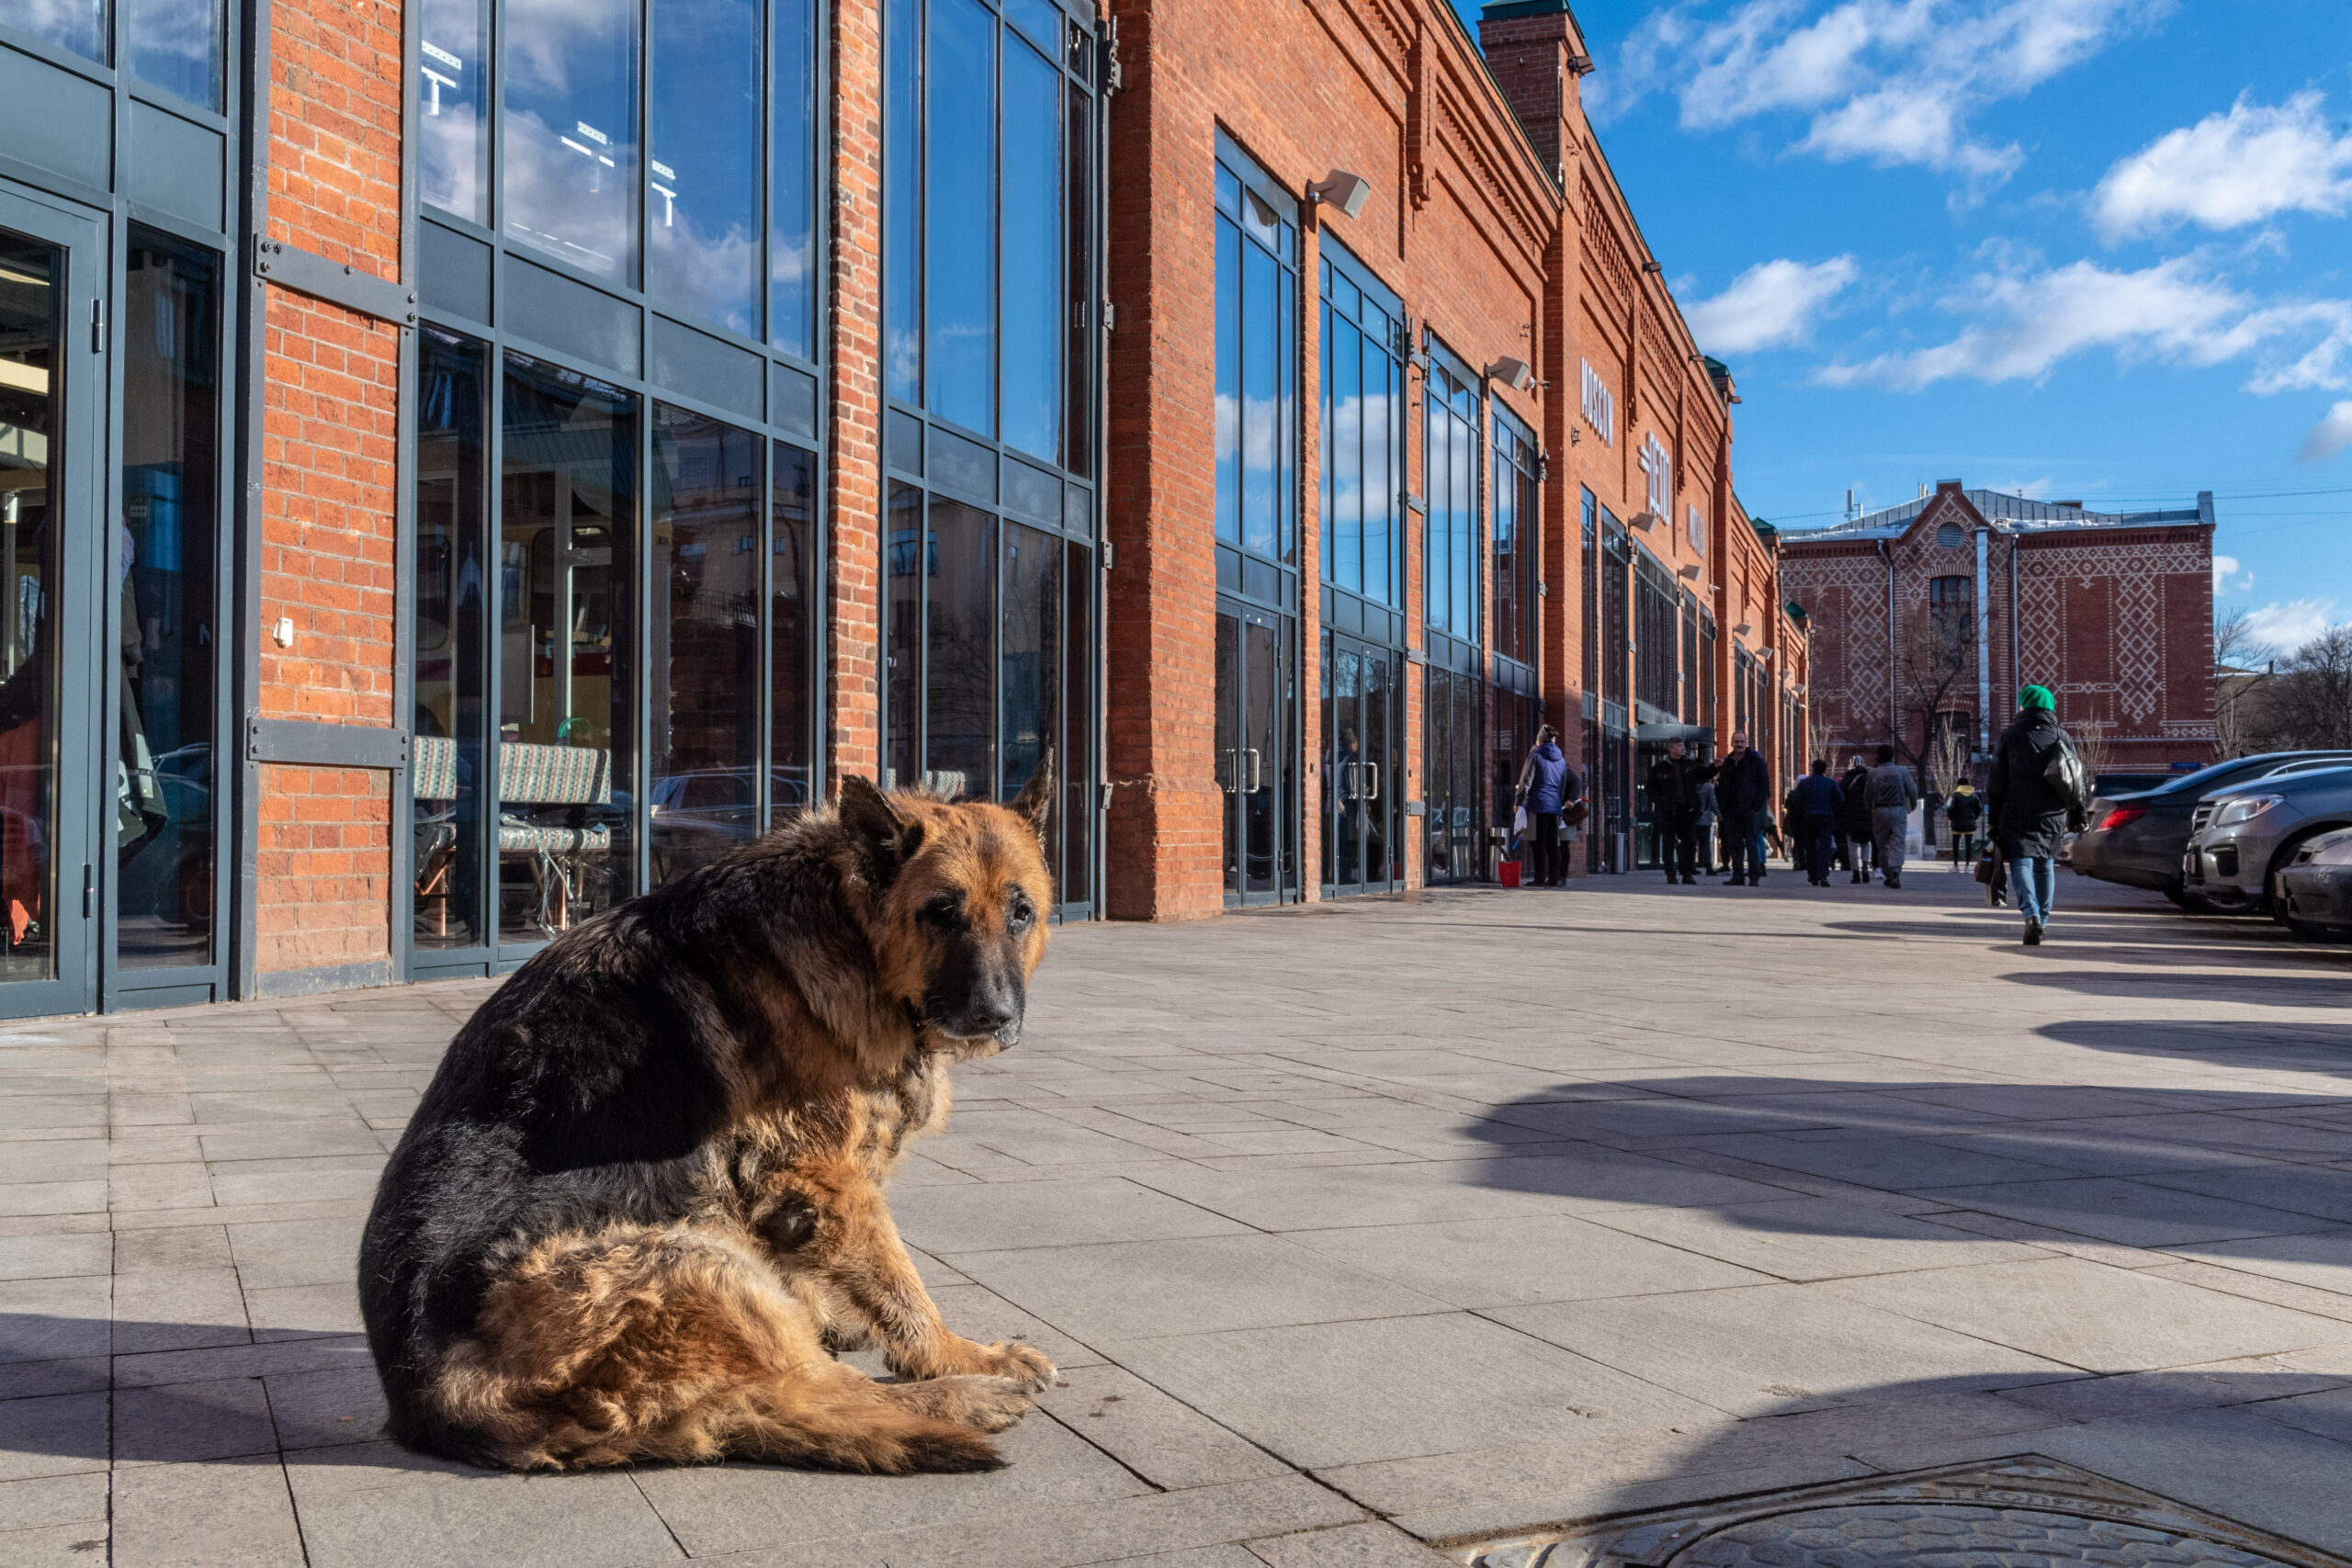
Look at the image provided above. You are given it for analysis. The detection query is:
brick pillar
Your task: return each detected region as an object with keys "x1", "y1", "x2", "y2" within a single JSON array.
[
  {"x1": 1477, "y1": 1, "x2": 1589, "y2": 183},
  {"x1": 254, "y1": 0, "x2": 403, "y2": 984},
  {"x1": 1101, "y1": 0, "x2": 1224, "y2": 920},
  {"x1": 827, "y1": 0, "x2": 886, "y2": 790}
]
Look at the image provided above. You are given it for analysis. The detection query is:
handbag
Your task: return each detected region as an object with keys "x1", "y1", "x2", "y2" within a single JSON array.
[
  {"x1": 2044, "y1": 735, "x2": 2087, "y2": 811},
  {"x1": 1973, "y1": 852, "x2": 1997, "y2": 886},
  {"x1": 1560, "y1": 798, "x2": 1591, "y2": 828}
]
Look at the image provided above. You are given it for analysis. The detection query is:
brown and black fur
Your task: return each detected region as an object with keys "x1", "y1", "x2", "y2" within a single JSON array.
[{"x1": 357, "y1": 768, "x2": 1060, "y2": 1472}]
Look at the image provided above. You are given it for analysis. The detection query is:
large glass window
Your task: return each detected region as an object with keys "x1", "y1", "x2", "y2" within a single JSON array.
[
  {"x1": 124, "y1": 0, "x2": 222, "y2": 109},
  {"x1": 650, "y1": 0, "x2": 763, "y2": 336},
  {"x1": 772, "y1": 444, "x2": 814, "y2": 815},
  {"x1": 420, "y1": 0, "x2": 492, "y2": 225},
  {"x1": 7, "y1": 0, "x2": 106, "y2": 62},
  {"x1": 503, "y1": 0, "x2": 640, "y2": 284},
  {"x1": 498, "y1": 352, "x2": 638, "y2": 939},
  {"x1": 117, "y1": 229, "x2": 221, "y2": 969},
  {"x1": 0, "y1": 231, "x2": 62, "y2": 981},
  {"x1": 887, "y1": 0, "x2": 1092, "y2": 468},
  {"x1": 1213, "y1": 152, "x2": 1295, "y2": 563},
  {"x1": 413, "y1": 328, "x2": 490, "y2": 950},
  {"x1": 1424, "y1": 347, "x2": 1477, "y2": 641},
  {"x1": 1318, "y1": 243, "x2": 1401, "y2": 608},
  {"x1": 650, "y1": 405, "x2": 761, "y2": 884},
  {"x1": 771, "y1": 0, "x2": 818, "y2": 359},
  {"x1": 1492, "y1": 407, "x2": 1537, "y2": 667}
]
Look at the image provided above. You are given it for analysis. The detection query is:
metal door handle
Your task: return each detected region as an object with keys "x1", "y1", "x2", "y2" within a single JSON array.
[
  {"x1": 1220, "y1": 748, "x2": 1239, "y2": 794},
  {"x1": 1364, "y1": 762, "x2": 1379, "y2": 801},
  {"x1": 1245, "y1": 749, "x2": 1262, "y2": 793}
]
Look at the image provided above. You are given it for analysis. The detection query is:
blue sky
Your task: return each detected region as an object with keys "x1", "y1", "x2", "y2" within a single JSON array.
[{"x1": 1455, "y1": 0, "x2": 2352, "y2": 655}]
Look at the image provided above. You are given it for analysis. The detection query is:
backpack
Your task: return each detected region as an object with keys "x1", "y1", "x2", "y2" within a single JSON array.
[{"x1": 2043, "y1": 734, "x2": 2087, "y2": 811}]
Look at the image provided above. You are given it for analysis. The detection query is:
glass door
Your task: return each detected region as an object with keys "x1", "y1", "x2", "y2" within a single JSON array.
[
  {"x1": 1217, "y1": 599, "x2": 1292, "y2": 907},
  {"x1": 1323, "y1": 629, "x2": 1397, "y2": 897},
  {"x1": 0, "y1": 192, "x2": 103, "y2": 1017}
]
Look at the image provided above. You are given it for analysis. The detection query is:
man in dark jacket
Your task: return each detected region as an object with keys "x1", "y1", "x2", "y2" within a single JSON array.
[
  {"x1": 1713, "y1": 730, "x2": 1772, "y2": 886},
  {"x1": 1790, "y1": 759, "x2": 1846, "y2": 886},
  {"x1": 1646, "y1": 738, "x2": 1704, "y2": 886},
  {"x1": 1987, "y1": 685, "x2": 2083, "y2": 946},
  {"x1": 1865, "y1": 744, "x2": 1920, "y2": 889},
  {"x1": 1838, "y1": 756, "x2": 1873, "y2": 882}
]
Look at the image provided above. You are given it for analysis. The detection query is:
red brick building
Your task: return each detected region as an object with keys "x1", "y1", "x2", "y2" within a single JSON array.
[
  {"x1": 0, "y1": 0, "x2": 1801, "y2": 1015},
  {"x1": 1781, "y1": 483, "x2": 2216, "y2": 782}
]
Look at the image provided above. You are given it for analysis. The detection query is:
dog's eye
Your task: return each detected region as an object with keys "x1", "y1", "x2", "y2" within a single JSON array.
[
  {"x1": 1007, "y1": 900, "x2": 1035, "y2": 931},
  {"x1": 920, "y1": 895, "x2": 964, "y2": 928}
]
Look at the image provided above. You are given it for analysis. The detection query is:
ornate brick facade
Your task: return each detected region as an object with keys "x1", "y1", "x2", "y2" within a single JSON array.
[{"x1": 1782, "y1": 483, "x2": 2215, "y2": 774}]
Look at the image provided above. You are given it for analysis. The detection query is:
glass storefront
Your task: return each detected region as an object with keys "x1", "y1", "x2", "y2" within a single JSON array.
[{"x1": 881, "y1": 0, "x2": 1103, "y2": 912}]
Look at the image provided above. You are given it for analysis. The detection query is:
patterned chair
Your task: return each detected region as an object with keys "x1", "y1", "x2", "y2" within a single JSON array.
[
  {"x1": 412, "y1": 735, "x2": 459, "y2": 936},
  {"x1": 498, "y1": 741, "x2": 614, "y2": 932}
]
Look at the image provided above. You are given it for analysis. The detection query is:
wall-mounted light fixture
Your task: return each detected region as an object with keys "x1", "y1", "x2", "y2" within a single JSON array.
[
  {"x1": 1677, "y1": 563, "x2": 1701, "y2": 581},
  {"x1": 1566, "y1": 51, "x2": 1594, "y2": 74},
  {"x1": 1306, "y1": 171, "x2": 1372, "y2": 220},
  {"x1": 1485, "y1": 356, "x2": 1535, "y2": 391},
  {"x1": 1758, "y1": 648, "x2": 1777, "y2": 661},
  {"x1": 1642, "y1": 260, "x2": 1664, "y2": 275},
  {"x1": 1734, "y1": 622, "x2": 1753, "y2": 637}
]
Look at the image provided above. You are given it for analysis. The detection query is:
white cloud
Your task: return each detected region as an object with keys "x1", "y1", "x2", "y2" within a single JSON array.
[
  {"x1": 1686, "y1": 256, "x2": 1860, "y2": 353},
  {"x1": 2211, "y1": 554, "x2": 2253, "y2": 592},
  {"x1": 1816, "y1": 254, "x2": 2352, "y2": 391},
  {"x1": 2301, "y1": 400, "x2": 2352, "y2": 464},
  {"x1": 2245, "y1": 599, "x2": 2336, "y2": 653},
  {"x1": 2094, "y1": 92, "x2": 2352, "y2": 242},
  {"x1": 1600, "y1": 0, "x2": 2167, "y2": 194}
]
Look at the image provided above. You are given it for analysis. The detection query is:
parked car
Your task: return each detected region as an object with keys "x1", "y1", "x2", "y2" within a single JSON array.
[
  {"x1": 2179, "y1": 764, "x2": 2352, "y2": 914},
  {"x1": 2071, "y1": 750, "x2": 2352, "y2": 907},
  {"x1": 2277, "y1": 828, "x2": 2352, "y2": 939}
]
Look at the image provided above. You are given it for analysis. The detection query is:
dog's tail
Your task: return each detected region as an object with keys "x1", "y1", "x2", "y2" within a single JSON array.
[{"x1": 633, "y1": 1368, "x2": 1008, "y2": 1472}]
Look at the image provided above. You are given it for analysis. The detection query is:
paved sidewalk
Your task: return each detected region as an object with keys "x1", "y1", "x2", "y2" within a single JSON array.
[{"x1": 4, "y1": 863, "x2": 2352, "y2": 1566}]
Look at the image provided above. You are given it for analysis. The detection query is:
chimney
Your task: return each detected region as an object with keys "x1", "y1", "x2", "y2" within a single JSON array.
[{"x1": 1476, "y1": 0, "x2": 1591, "y2": 181}]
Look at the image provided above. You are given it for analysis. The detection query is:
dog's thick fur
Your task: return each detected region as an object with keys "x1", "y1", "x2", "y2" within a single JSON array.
[{"x1": 357, "y1": 770, "x2": 1059, "y2": 1472}]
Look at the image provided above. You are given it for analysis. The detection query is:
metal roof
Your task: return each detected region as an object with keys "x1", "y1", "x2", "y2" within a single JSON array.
[{"x1": 1781, "y1": 488, "x2": 2212, "y2": 543}]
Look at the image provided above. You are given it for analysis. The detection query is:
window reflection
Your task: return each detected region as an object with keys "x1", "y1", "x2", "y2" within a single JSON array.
[
  {"x1": 123, "y1": 0, "x2": 220, "y2": 108},
  {"x1": 419, "y1": 0, "x2": 492, "y2": 224},
  {"x1": 650, "y1": 0, "x2": 762, "y2": 336},
  {"x1": 6, "y1": 0, "x2": 106, "y2": 62},
  {"x1": 770, "y1": 445, "x2": 814, "y2": 822},
  {"x1": 926, "y1": 0, "x2": 994, "y2": 434},
  {"x1": 884, "y1": 481, "x2": 922, "y2": 786},
  {"x1": 1318, "y1": 249, "x2": 1400, "y2": 608},
  {"x1": 650, "y1": 404, "x2": 761, "y2": 884},
  {"x1": 771, "y1": 0, "x2": 817, "y2": 360},
  {"x1": 1424, "y1": 355, "x2": 1479, "y2": 641},
  {"x1": 499, "y1": 352, "x2": 637, "y2": 939},
  {"x1": 413, "y1": 327, "x2": 489, "y2": 949},
  {"x1": 924, "y1": 496, "x2": 994, "y2": 794},
  {"x1": 118, "y1": 229, "x2": 221, "y2": 969},
  {"x1": 1213, "y1": 152, "x2": 1295, "y2": 564},
  {"x1": 1001, "y1": 34, "x2": 1058, "y2": 461},
  {"x1": 884, "y1": 0, "x2": 922, "y2": 402},
  {"x1": 503, "y1": 0, "x2": 639, "y2": 283},
  {"x1": 0, "y1": 231, "x2": 62, "y2": 982}
]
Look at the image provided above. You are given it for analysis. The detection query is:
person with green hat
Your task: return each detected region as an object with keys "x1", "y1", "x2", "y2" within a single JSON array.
[{"x1": 1985, "y1": 683, "x2": 2086, "y2": 945}]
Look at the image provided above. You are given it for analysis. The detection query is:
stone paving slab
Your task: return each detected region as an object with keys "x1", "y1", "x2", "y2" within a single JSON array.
[{"x1": 1, "y1": 867, "x2": 2349, "y2": 1563}]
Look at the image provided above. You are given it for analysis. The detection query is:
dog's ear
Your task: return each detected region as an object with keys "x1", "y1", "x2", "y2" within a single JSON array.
[
  {"x1": 1008, "y1": 749, "x2": 1055, "y2": 840},
  {"x1": 840, "y1": 776, "x2": 924, "y2": 886}
]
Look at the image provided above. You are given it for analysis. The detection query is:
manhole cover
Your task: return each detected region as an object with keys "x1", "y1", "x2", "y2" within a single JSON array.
[{"x1": 1464, "y1": 1458, "x2": 2347, "y2": 1568}]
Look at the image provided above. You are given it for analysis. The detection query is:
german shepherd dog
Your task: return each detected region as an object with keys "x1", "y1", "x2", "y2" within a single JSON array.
[{"x1": 357, "y1": 770, "x2": 1058, "y2": 1472}]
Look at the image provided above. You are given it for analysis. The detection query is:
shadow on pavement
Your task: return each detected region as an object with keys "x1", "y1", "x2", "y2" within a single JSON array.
[
  {"x1": 2000, "y1": 971, "x2": 2352, "y2": 1008},
  {"x1": 1461, "y1": 1076, "x2": 2352, "y2": 1260},
  {"x1": 2041, "y1": 1020, "x2": 2352, "y2": 1077}
]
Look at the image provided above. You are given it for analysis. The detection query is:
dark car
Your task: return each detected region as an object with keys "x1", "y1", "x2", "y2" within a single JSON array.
[
  {"x1": 2069, "y1": 750, "x2": 2352, "y2": 907},
  {"x1": 2278, "y1": 828, "x2": 2352, "y2": 939}
]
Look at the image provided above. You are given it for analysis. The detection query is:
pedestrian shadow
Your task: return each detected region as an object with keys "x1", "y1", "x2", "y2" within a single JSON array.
[
  {"x1": 2002, "y1": 970, "x2": 2352, "y2": 1008},
  {"x1": 1460, "y1": 1076, "x2": 2352, "y2": 1267}
]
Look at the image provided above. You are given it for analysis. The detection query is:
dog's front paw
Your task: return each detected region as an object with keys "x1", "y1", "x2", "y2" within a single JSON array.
[{"x1": 973, "y1": 1339, "x2": 1057, "y2": 1393}]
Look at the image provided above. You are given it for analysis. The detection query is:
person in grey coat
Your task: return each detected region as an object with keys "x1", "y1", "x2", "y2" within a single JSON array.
[{"x1": 1864, "y1": 744, "x2": 1918, "y2": 888}]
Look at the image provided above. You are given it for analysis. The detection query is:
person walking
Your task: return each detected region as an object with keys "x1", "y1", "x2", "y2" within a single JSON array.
[
  {"x1": 1790, "y1": 759, "x2": 1846, "y2": 886},
  {"x1": 1713, "y1": 730, "x2": 1772, "y2": 886},
  {"x1": 1988, "y1": 685, "x2": 2084, "y2": 945},
  {"x1": 1838, "y1": 754, "x2": 1874, "y2": 884},
  {"x1": 1865, "y1": 744, "x2": 1919, "y2": 889},
  {"x1": 1646, "y1": 738, "x2": 1704, "y2": 886},
  {"x1": 1696, "y1": 774, "x2": 1721, "y2": 874},
  {"x1": 1513, "y1": 725, "x2": 1580, "y2": 888},
  {"x1": 1945, "y1": 782, "x2": 1984, "y2": 866}
]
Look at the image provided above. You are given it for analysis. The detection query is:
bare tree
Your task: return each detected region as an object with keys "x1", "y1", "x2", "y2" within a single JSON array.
[
  {"x1": 2212, "y1": 608, "x2": 2267, "y2": 758},
  {"x1": 1890, "y1": 608, "x2": 1978, "y2": 780},
  {"x1": 2263, "y1": 626, "x2": 2352, "y2": 750},
  {"x1": 2071, "y1": 717, "x2": 2113, "y2": 787}
]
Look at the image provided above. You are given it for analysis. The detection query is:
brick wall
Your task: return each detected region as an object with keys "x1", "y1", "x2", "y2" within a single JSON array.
[
  {"x1": 256, "y1": 0, "x2": 403, "y2": 977},
  {"x1": 828, "y1": 0, "x2": 886, "y2": 786}
]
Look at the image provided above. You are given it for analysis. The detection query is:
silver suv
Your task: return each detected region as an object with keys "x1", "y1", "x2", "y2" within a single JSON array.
[{"x1": 2180, "y1": 763, "x2": 2352, "y2": 912}]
